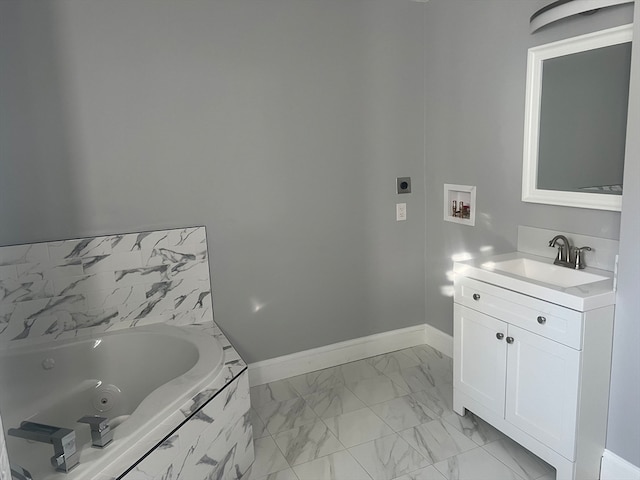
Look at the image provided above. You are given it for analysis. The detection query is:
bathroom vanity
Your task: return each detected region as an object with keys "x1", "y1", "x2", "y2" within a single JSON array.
[{"x1": 453, "y1": 251, "x2": 616, "y2": 480}]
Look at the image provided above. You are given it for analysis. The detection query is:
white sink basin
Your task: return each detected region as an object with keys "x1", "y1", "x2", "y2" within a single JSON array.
[{"x1": 488, "y1": 258, "x2": 609, "y2": 288}]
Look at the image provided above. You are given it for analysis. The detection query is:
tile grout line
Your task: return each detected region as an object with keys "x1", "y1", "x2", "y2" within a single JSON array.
[
  {"x1": 342, "y1": 442, "x2": 376, "y2": 480},
  {"x1": 251, "y1": 347, "x2": 551, "y2": 480},
  {"x1": 479, "y1": 442, "x2": 530, "y2": 480},
  {"x1": 260, "y1": 389, "x2": 355, "y2": 478},
  {"x1": 480, "y1": 439, "x2": 554, "y2": 480},
  {"x1": 265, "y1": 376, "x2": 408, "y2": 478}
]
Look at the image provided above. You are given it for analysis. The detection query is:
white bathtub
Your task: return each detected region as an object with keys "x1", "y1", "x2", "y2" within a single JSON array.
[{"x1": 0, "y1": 323, "x2": 224, "y2": 479}]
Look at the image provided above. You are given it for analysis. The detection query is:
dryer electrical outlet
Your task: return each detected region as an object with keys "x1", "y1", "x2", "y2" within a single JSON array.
[{"x1": 396, "y1": 177, "x2": 411, "y2": 194}]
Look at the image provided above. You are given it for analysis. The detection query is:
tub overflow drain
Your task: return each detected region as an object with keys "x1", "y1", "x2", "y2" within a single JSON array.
[{"x1": 93, "y1": 384, "x2": 122, "y2": 413}]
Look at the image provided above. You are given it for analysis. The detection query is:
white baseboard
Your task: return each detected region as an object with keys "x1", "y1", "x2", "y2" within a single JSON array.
[
  {"x1": 424, "y1": 322, "x2": 453, "y2": 358},
  {"x1": 601, "y1": 450, "x2": 640, "y2": 480},
  {"x1": 248, "y1": 323, "x2": 453, "y2": 387}
]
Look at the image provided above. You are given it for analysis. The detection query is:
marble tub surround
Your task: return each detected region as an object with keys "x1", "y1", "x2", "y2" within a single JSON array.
[
  {"x1": 247, "y1": 345, "x2": 555, "y2": 480},
  {"x1": 0, "y1": 226, "x2": 212, "y2": 347},
  {"x1": 0, "y1": 310, "x2": 250, "y2": 479},
  {"x1": 117, "y1": 370, "x2": 253, "y2": 480},
  {"x1": 0, "y1": 227, "x2": 253, "y2": 479},
  {"x1": 62, "y1": 322, "x2": 249, "y2": 480}
]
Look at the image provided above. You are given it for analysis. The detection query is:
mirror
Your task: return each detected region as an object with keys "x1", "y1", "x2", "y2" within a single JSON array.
[{"x1": 522, "y1": 24, "x2": 632, "y2": 211}]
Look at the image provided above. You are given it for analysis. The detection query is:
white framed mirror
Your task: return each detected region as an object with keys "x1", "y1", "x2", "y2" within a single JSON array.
[{"x1": 522, "y1": 24, "x2": 632, "y2": 211}]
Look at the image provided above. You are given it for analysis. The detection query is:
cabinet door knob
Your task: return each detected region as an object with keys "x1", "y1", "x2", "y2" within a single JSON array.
[
  {"x1": 496, "y1": 333, "x2": 504, "y2": 340},
  {"x1": 506, "y1": 336, "x2": 514, "y2": 344},
  {"x1": 537, "y1": 316, "x2": 546, "y2": 325},
  {"x1": 472, "y1": 293, "x2": 481, "y2": 301}
]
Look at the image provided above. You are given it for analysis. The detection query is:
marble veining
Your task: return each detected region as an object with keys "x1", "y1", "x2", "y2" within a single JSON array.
[
  {"x1": 442, "y1": 411, "x2": 505, "y2": 447},
  {"x1": 348, "y1": 433, "x2": 431, "y2": 480},
  {"x1": 0, "y1": 227, "x2": 212, "y2": 347},
  {"x1": 302, "y1": 385, "x2": 366, "y2": 419},
  {"x1": 370, "y1": 395, "x2": 438, "y2": 432},
  {"x1": 247, "y1": 346, "x2": 554, "y2": 480},
  {"x1": 367, "y1": 350, "x2": 421, "y2": 374},
  {"x1": 408, "y1": 384, "x2": 455, "y2": 419},
  {"x1": 339, "y1": 359, "x2": 381, "y2": 384},
  {"x1": 393, "y1": 465, "x2": 448, "y2": 480},
  {"x1": 251, "y1": 380, "x2": 300, "y2": 408},
  {"x1": 386, "y1": 364, "x2": 450, "y2": 393},
  {"x1": 409, "y1": 345, "x2": 454, "y2": 380},
  {"x1": 482, "y1": 437, "x2": 555, "y2": 480},
  {"x1": 288, "y1": 366, "x2": 347, "y2": 396},
  {"x1": 273, "y1": 420, "x2": 343, "y2": 466},
  {"x1": 256, "y1": 397, "x2": 318, "y2": 436},
  {"x1": 117, "y1": 370, "x2": 253, "y2": 480},
  {"x1": 400, "y1": 420, "x2": 478, "y2": 464},
  {"x1": 433, "y1": 446, "x2": 525, "y2": 480}
]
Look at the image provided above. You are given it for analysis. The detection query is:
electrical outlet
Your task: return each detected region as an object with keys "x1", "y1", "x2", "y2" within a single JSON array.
[
  {"x1": 396, "y1": 203, "x2": 407, "y2": 221},
  {"x1": 397, "y1": 177, "x2": 411, "y2": 194}
]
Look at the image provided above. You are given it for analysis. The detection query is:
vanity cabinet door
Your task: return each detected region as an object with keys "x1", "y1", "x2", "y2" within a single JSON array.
[
  {"x1": 505, "y1": 325, "x2": 580, "y2": 460},
  {"x1": 454, "y1": 304, "x2": 507, "y2": 417}
]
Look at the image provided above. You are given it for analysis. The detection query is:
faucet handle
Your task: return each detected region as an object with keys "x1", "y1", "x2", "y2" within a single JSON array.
[
  {"x1": 8, "y1": 421, "x2": 79, "y2": 473},
  {"x1": 573, "y1": 246, "x2": 592, "y2": 270},
  {"x1": 78, "y1": 415, "x2": 113, "y2": 448}
]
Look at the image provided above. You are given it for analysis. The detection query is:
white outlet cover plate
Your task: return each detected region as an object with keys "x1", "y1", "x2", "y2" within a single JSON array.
[{"x1": 396, "y1": 203, "x2": 407, "y2": 221}]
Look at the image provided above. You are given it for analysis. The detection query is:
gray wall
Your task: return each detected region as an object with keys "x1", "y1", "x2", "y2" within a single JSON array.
[
  {"x1": 0, "y1": 0, "x2": 426, "y2": 363},
  {"x1": 607, "y1": 1, "x2": 640, "y2": 468}
]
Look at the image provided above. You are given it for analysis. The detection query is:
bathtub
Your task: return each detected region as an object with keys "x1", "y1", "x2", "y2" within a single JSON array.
[{"x1": 0, "y1": 323, "x2": 224, "y2": 479}]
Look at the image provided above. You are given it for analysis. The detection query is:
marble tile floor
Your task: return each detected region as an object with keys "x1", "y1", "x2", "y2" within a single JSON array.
[{"x1": 243, "y1": 345, "x2": 556, "y2": 480}]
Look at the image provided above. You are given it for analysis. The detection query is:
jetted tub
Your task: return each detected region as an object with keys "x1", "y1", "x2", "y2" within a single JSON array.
[{"x1": 0, "y1": 323, "x2": 224, "y2": 479}]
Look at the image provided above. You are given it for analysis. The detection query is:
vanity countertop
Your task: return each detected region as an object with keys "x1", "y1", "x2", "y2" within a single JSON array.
[{"x1": 453, "y1": 252, "x2": 615, "y2": 311}]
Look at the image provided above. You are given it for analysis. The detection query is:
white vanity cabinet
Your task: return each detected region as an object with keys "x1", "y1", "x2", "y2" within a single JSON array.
[{"x1": 453, "y1": 275, "x2": 615, "y2": 480}]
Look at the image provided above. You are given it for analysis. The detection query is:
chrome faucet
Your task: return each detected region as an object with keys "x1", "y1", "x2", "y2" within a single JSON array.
[
  {"x1": 78, "y1": 415, "x2": 113, "y2": 448},
  {"x1": 548, "y1": 235, "x2": 572, "y2": 266},
  {"x1": 8, "y1": 421, "x2": 79, "y2": 473},
  {"x1": 548, "y1": 235, "x2": 592, "y2": 269}
]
